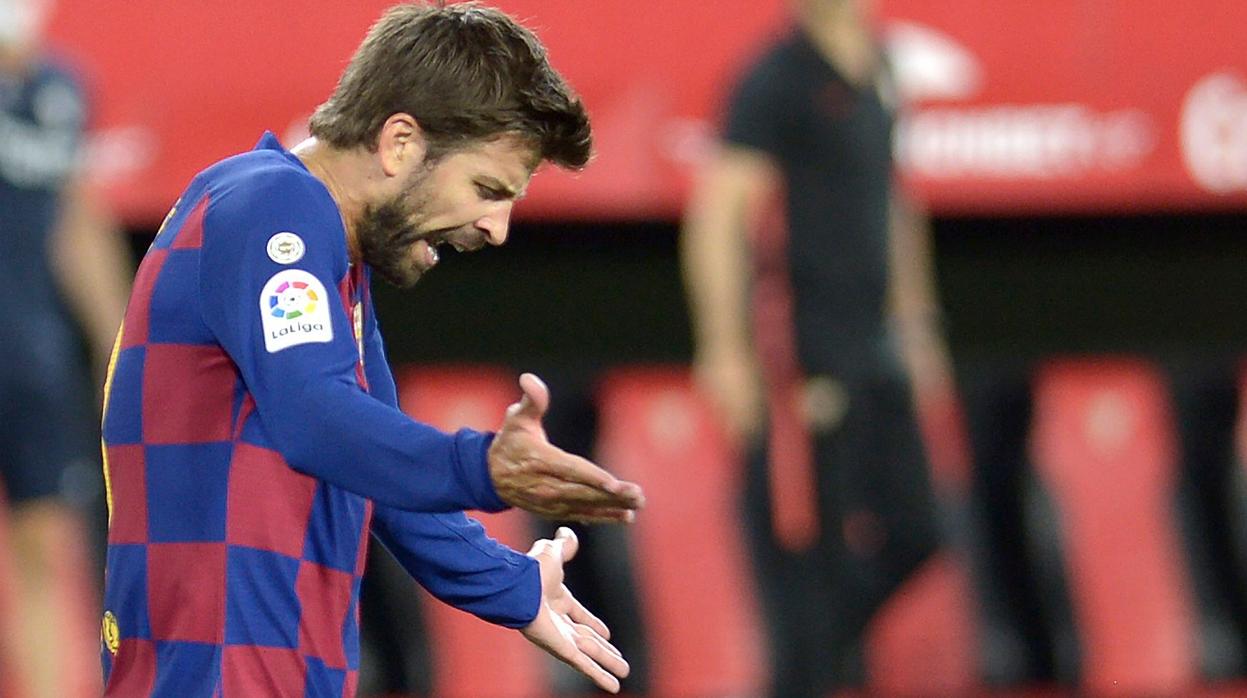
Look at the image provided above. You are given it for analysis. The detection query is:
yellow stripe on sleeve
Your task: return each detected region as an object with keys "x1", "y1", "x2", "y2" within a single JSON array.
[{"x1": 99, "y1": 321, "x2": 125, "y2": 526}]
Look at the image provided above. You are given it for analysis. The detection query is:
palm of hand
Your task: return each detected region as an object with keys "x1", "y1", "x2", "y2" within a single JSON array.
[{"x1": 520, "y1": 529, "x2": 629, "y2": 693}]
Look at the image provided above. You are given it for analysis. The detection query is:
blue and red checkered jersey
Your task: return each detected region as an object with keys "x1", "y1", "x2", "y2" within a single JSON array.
[{"x1": 99, "y1": 133, "x2": 540, "y2": 697}]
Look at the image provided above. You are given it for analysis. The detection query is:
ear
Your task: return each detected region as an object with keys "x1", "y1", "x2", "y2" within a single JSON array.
[{"x1": 376, "y1": 113, "x2": 428, "y2": 178}]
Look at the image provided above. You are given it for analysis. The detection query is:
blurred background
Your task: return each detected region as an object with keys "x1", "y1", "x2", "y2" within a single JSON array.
[{"x1": 4, "y1": 0, "x2": 1247, "y2": 696}]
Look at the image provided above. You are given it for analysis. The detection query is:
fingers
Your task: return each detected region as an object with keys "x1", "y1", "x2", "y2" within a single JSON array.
[
  {"x1": 563, "y1": 584, "x2": 611, "y2": 639},
  {"x1": 574, "y1": 623, "x2": 626, "y2": 666},
  {"x1": 561, "y1": 508, "x2": 636, "y2": 525},
  {"x1": 497, "y1": 443, "x2": 645, "y2": 515},
  {"x1": 571, "y1": 623, "x2": 630, "y2": 691},
  {"x1": 508, "y1": 480, "x2": 642, "y2": 521},
  {"x1": 521, "y1": 607, "x2": 627, "y2": 694},
  {"x1": 516, "y1": 499, "x2": 636, "y2": 524},
  {"x1": 552, "y1": 526, "x2": 578, "y2": 562},
  {"x1": 527, "y1": 527, "x2": 580, "y2": 565},
  {"x1": 564, "y1": 634, "x2": 626, "y2": 694},
  {"x1": 507, "y1": 372, "x2": 550, "y2": 422},
  {"x1": 610, "y1": 480, "x2": 645, "y2": 508},
  {"x1": 533, "y1": 446, "x2": 646, "y2": 508}
]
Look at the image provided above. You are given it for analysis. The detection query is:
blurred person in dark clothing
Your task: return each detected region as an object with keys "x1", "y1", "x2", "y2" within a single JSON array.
[
  {"x1": 681, "y1": 0, "x2": 949, "y2": 695},
  {"x1": 0, "y1": 0, "x2": 132, "y2": 694}
]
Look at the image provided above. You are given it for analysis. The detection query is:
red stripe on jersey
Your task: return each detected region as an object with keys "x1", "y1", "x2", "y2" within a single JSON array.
[
  {"x1": 226, "y1": 443, "x2": 318, "y2": 559},
  {"x1": 141, "y1": 344, "x2": 238, "y2": 445},
  {"x1": 222, "y1": 646, "x2": 307, "y2": 697},
  {"x1": 296, "y1": 562, "x2": 354, "y2": 670},
  {"x1": 120, "y1": 248, "x2": 169, "y2": 349},
  {"x1": 104, "y1": 445, "x2": 148, "y2": 544},
  {"x1": 103, "y1": 639, "x2": 157, "y2": 696},
  {"x1": 171, "y1": 197, "x2": 209, "y2": 250},
  {"x1": 147, "y1": 543, "x2": 226, "y2": 644}
]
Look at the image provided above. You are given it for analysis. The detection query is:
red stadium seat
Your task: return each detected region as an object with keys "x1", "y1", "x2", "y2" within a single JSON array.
[
  {"x1": 595, "y1": 367, "x2": 767, "y2": 698},
  {"x1": 865, "y1": 551, "x2": 978, "y2": 697},
  {"x1": 1030, "y1": 358, "x2": 1197, "y2": 696},
  {"x1": 396, "y1": 365, "x2": 548, "y2": 698}
]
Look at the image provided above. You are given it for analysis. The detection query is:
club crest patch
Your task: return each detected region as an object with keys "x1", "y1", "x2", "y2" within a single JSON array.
[
  {"x1": 260, "y1": 269, "x2": 333, "y2": 352},
  {"x1": 266, "y1": 232, "x2": 306, "y2": 264},
  {"x1": 101, "y1": 611, "x2": 120, "y2": 655}
]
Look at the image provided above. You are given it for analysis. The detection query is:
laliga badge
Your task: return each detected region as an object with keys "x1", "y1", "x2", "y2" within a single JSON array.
[
  {"x1": 260, "y1": 269, "x2": 333, "y2": 353},
  {"x1": 267, "y1": 232, "x2": 306, "y2": 265}
]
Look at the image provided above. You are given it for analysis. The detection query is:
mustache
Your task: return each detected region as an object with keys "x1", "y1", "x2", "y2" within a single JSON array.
[{"x1": 395, "y1": 225, "x2": 465, "y2": 247}]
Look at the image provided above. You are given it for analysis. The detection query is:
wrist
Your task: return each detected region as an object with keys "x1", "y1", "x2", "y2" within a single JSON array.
[{"x1": 456, "y1": 429, "x2": 509, "y2": 512}]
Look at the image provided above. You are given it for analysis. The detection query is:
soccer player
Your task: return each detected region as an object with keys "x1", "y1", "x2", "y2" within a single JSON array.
[
  {"x1": 0, "y1": 0, "x2": 131, "y2": 695},
  {"x1": 681, "y1": 0, "x2": 950, "y2": 695},
  {"x1": 99, "y1": 3, "x2": 642, "y2": 695}
]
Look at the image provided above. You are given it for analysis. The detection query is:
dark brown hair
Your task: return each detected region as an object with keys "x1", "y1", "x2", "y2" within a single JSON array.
[{"x1": 309, "y1": 2, "x2": 591, "y2": 168}]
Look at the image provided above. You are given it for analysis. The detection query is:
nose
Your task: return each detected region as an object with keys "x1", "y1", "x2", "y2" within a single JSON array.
[{"x1": 475, "y1": 201, "x2": 513, "y2": 247}]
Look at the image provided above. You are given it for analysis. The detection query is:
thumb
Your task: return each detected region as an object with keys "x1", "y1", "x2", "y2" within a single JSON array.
[
  {"x1": 525, "y1": 527, "x2": 579, "y2": 563},
  {"x1": 508, "y1": 372, "x2": 550, "y2": 422},
  {"x1": 553, "y1": 526, "x2": 579, "y2": 563}
]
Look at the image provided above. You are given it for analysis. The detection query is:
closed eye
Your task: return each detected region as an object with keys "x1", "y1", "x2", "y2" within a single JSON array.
[{"x1": 476, "y1": 183, "x2": 511, "y2": 201}]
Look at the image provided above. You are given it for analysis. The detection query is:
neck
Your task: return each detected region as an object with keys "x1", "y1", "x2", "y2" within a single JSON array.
[
  {"x1": 800, "y1": 6, "x2": 877, "y2": 86},
  {"x1": 292, "y1": 137, "x2": 369, "y2": 262}
]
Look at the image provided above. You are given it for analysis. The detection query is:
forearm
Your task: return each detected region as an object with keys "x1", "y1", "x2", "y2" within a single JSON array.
[
  {"x1": 887, "y1": 195, "x2": 953, "y2": 388},
  {"x1": 50, "y1": 185, "x2": 131, "y2": 368},
  {"x1": 887, "y1": 196, "x2": 942, "y2": 329},
  {"x1": 371, "y1": 505, "x2": 540, "y2": 628},
  {"x1": 262, "y1": 375, "x2": 506, "y2": 514},
  {"x1": 681, "y1": 200, "x2": 754, "y2": 361},
  {"x1": 680, "y1": 150, "x2": 771, "y2": 362}
]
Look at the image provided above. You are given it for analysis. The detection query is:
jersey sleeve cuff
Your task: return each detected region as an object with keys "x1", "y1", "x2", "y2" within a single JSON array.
[
  {"x1": 453, "y1": 429, "x2": 508, "y2": 512},
  {"x1": 494, "y1": 554, "x2": 542, "y2": 629}
]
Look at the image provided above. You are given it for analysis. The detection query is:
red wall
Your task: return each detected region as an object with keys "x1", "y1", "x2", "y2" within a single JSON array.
[{"x1": 47, "y1": 1, "x2": 1247, "y2": 225}]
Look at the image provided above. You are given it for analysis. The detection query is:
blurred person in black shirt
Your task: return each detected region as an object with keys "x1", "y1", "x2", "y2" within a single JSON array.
[
  {"x1": 0, "y1": 0, "x2": 131, "y2": 694},
  {"x1": 681, "y1": 0, "x2": 948, "y2": 695}
]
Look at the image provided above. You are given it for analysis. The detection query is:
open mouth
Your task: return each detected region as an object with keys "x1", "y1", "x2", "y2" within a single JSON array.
[
  {"x1": 417, "y1": 239, "x2": 440, "y2": 268},
  {"x1": 408, "y1": 228, "x2": 475, "y2": 271}
]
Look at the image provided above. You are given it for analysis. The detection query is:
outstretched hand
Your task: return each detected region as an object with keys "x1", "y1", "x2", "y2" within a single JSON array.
[
  {"x1": 488, "y1": 373, "x2": 644, "y2": 524},
  {"x1": 522, "y1": 528, "x2": 630, "y2": 693}
]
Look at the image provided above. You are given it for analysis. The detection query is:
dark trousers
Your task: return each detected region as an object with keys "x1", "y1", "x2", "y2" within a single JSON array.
[
  {"x1": 958, "y1": 362, "x2": 1065, "y2": 684},
  {"x1": 744, "y1": 369, "x2": 940, "y2": 698}
]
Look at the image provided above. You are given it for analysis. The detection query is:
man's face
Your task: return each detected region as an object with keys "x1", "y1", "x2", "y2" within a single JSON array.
[{"x1": 355, "y1": 134, "x2": 536, "y2": 288}]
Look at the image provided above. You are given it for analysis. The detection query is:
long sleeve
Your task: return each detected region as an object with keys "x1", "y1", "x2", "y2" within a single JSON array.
[
  {"x1": 197, "y1": 164, "x2": 506, "y2": 514},
  {"x1": 372, "y1": 506, "x2": 540, "y2": 627},
  {"x1": 361, "y1": 302, "x2": 540, "y2": 627}
]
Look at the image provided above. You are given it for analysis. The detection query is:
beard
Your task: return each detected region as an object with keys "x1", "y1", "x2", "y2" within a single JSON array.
[{"x1": 355, "y1": 166, "x2": 438, "y2": 289}]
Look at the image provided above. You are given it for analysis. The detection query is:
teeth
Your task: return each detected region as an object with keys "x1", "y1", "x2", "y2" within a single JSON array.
[{"x1": 429, "y1": 244, "x2": 439, "y2": 264}]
